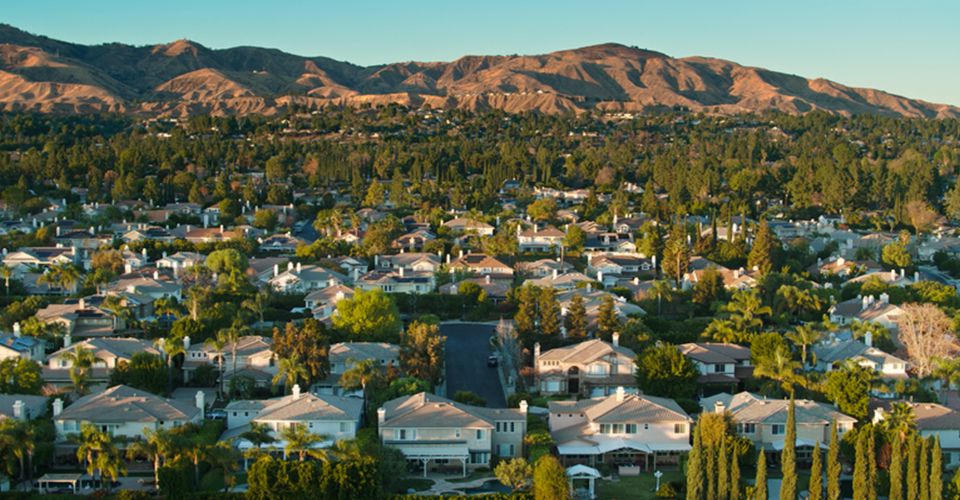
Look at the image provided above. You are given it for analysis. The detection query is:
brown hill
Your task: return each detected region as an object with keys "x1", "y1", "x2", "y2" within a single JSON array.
[{"x1": 0, "y1": 25, "x2": 955, "y2": 118}]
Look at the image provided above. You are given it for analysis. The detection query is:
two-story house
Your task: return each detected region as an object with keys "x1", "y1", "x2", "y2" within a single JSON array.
[
  {"x1": 549, "y1": 388, "x2": 692, "y2": 470},
  {"x1": 0, "y1": 394, "x2": 49, "y2": 421},
  {"x1": 678, "y1": 343, "x2": 753, "y2": 394},
  {"x1": 701, "y1": 392, "x2": 857, "y2": 463},
  {"x1": 268, "y1": 264, "x2": 347, "y2": 293},
  {"x1": 515, "y1": 259, "x2": 575, "y2": 278},
  {"x1": 447, "y1": 253, "x2": 514, "y2": 287},
  {"x1": 811, "y1": 337, "x2": 908, "y2": 383},
  {"x1": 517, "y1": 226, "x2": 566, "y2": 253},
  {"x1": 224, "y1": 385, "x2": 363, "y2": 458},
  {"x1": 353, "y1": 269, "x2": 435, "y2": 295},
  {"x1": 873, "y1": 402, "x2": 960, "y2": 467},
  {"x1": 828, "y1": 294, "x2": 904, "y2": 329},
  {"x1": 0, "y1": 330, "x2": 46, "y2": 362},
  {"x1": 314, "y1": 342, "x2": 400, "y2": 396},
  {"x1": 54, "y1": 385, "x2": 204, "y2": 440},
  {"x1": 442, "y1": 218, "x2": 494, "y2": 237},
  {"x1": 535, "y1": 336, "x2": 636, "y2": 397},
  {"x1": 183, "y1": 335, "x2": 276, "y2": 388},
  {"x1": 377, "y1": 392, "x2": 526, "y2": 477},
  {"x1": 44, "y1": 337, "x2": 162, "y2": 392}
]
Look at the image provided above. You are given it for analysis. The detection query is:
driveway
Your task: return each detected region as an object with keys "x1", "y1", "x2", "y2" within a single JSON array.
[{"x1": 441, "y1": 323, "x2": 506, "y2": 408}]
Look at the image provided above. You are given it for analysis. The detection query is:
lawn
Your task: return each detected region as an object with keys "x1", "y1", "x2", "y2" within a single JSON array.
[{"x1": 596, "y1": 471, "x2": 685, "y2": 500}]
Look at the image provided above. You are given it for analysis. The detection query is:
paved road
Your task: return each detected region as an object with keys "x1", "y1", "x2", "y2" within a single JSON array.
[
  {"x1": 441, "y1": 323, "x2": 506, "y2": 408},
  {"x1": 296, "y1": 214, "x2": 320, "y2": 243}
]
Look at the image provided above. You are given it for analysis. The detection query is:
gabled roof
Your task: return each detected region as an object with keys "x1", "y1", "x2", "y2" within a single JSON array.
[
  {"x1": 193, "y1": 336, "x2": 272, "y2": 358},
  {"x1": 549, "y1": 393, "x2": 691, "y2": 423},
  {"x1": 252, "y1": 393, "x2": 364, "y2": 423},
  {"x1": 448, "y1": 253, "x2": 512, "y2": 272},
  {"x1": 381, "y1": 392, "x2": 523, "y2": 429},
  {"x1": 304, "y1": 285, "x2": 355, "y2": 305},
  {"x1": 678, "y1": 343, "x2": 751, "y2": 364},
  {"x1": 538, "y1": 339, "x2": 635, "y2": 365},
  {"x1": 50, "y1": 337, "x2": 160, "y2": 361},
  {"x1": 702, "y1": 392, "x2": 856, "y2": 425},
  {"x1": 329, "y1": 342, "x2": 399, "y2": 364},
  {"x1": 811, "y1": 339, "x2": 905, "y2": 367},
  {"x1": 57, "y1": 385, "x2": 199, "y2": 423}
]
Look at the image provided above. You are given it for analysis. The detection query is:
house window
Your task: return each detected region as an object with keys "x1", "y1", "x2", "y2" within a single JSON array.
[
  {"x1": 600, "y1": 424, "x2": 611, "y2": 434},
  {"x1": 772, "y1": 424, "x2": 785, "y2": 436},
  {"x1": 456, "y1": 429, "x2": 461, "y2": 438},
  {"x1": 626, "y1": 424, "x2": 637, "y2": 434},
  {"x1": 713, "y1": 364, "x2": 725, "y2": 373},
  {"x1": 496, "y1": 422, "x2": 501, "y2": 432},
  {"x1": 476, "y1": 429, "x2": 484, "y2": 440},
  {"x1": 232, "y1": 412, "x2": 237, "y2": 417},
  {"x1": 340, "y1": 422, "x2": 348, "y2": 433},
  {"x1": 589, "y1": 364, "x2": 606, "y2": 375},
  {"x1": 510, "y1": 422, "x2": 515, "y2": 433},
  {"x1": 470, "y1": 452, "x2": 489, "y2": 464},
  {"x1": 244, "y1": 412, "x2": 249, "y2": 417},
  {"x1": 737, "y1": 423, "x2": 756, "y2": 434},
  {"x1": 612, "y1": 424, "x2": 624, "y2": 434},
  {"x1": 643, "y1": 424, "x2": 649, "y2": 430},
  {"x1": 674, "y1": 423, "x2": 687, "y2": 434},
  {"x1": 309, "y1": 423, "x2": 314, "y2": 429}
]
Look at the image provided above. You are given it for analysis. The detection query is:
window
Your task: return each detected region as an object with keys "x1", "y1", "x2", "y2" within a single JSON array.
[
  {"x1": 244, "y1": 412, "x2": 249, "y2": 417},
  {"x1": 232, "y1": 412, "x2": 237, "y2": 417},
  {"x1": 456, "y1": 429, "x2": 461, "y2": 438},
  {"x1": 510, "y1": 422, "x2": 515, "y2": 433},
  {"x1": 600, "y1": 424, "x2": 611, "y2": 434},
  {"x1": 771, "y1": 424, "x2": 785, "y2": 436},
  {"x1": 674, "y1": 423, "x2": 687, "y2": 434},
  {"x1": 496, "y1": 422, "x2": 501, "y2": 432},
  {"x1": 737, "y1": 423, "x2": 756, "y2": 434},
  {"x1": 476, "y1": 429, "x2": 484, "y2": 440},
  {"x1": 713, "y1": 364, "x2": 725, "y2": 373},
  {"x1": 470, "y1": 452, "x2": 489, "y2": 464},
  {"x1": 612, "y1": 424, "x2": 624, "y2": 434},
  {"x1": 340, "y1": 422, "x2": 348, "y2": 432},
  {"x1": 309, "y1": 423, "x2": 314, "y2": 429},
  {"x1": 626, "y1": 424, "x2": 637, "y2": 434},
  {"x1": 643, "y1": 423, "x2": 649, "y2": 430}
]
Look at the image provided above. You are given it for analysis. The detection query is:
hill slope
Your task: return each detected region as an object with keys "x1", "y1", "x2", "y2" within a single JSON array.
[{"x1": 0, "y1": 25, "x2": 955, "y2": 118}]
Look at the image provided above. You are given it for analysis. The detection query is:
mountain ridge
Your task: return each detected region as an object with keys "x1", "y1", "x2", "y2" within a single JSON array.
[{"x1": 0, "y1": 24, "x2": 956, "y2": 118}]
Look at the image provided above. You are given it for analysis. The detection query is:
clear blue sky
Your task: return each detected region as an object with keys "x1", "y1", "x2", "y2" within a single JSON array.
[{"x1": 5, "y1": 0, "x2": 959, "y2": 106}]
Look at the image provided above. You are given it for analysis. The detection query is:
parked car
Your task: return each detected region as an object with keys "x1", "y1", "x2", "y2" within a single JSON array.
[
  {"x1": 487, "y1": 355, "x2": 499, "y2": 367},
  {"x1": 207, "y1": 409, "x2": 227, "y2": 420}
]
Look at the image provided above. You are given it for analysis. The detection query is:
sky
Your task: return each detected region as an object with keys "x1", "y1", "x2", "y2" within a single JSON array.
[{"x1": 5, "y1": 0, "x2": 959, "y2": 106}]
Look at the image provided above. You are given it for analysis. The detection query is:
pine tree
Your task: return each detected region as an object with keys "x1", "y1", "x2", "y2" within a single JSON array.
[
  {"x1": 730, "y1": 447, "x2": 741, "y2": 500},
  {"x1": 514, "y1": 286, "x2": 539, "y2": 347},
  {"x1": 538, "y1": 287, "x2": 562, "y2": 339},
  {"x1": 754, "y1": 449, "x2": 767, "y2": 500},
  {"x1": 563, "y1": 293, "x2": 588, "y2": 338},
  {"x1": 596, "y1": 294, "x2": 620, "y2": 342},
  {"x1": 718, "y1": 435, "x2": 730, "y2": 500},
  {"x1": 919, "y1": 437, "x2": 929, "y2": 500},
  {"x1": 687, "y1": 423, "x2": 704, "y2": 500},
  {"x1": 906, "y1": 434, "x2": 918, "y2": 500},
  {"x1": 827, "y1": 420, "x2": 841, "y2": 500},
  {"x1": 931, "y1": 436, "x2": 943, "y2": 500},
  {"x1": 781, "y1": 393, "x2": 797, "y2": 500},
  {"x1": 889, "y1": 433, "x2": 903, "y2": 500},
  {"x1": 747, "y1": 220, "x2": 777, "y2": 274},
  {"x1": 867, "y1": 428, "x2": 876, "y2": 500},
  {"x1": 853, "y1": 430, "x2": 868, "y2": 500},
  {"x1": 809, "y1": 440, "x2": 823, "y2": 500}
]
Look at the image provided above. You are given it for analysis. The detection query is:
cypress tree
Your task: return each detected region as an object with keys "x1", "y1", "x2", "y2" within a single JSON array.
[
  {"x1": 906, "y1": 434, "x2": 918, "y2": 500},
  {"x1": 718, "y1": 435, "x2": 729, "y2": 500},
  {"x1": 826, "y1": 420, "x2": 841, "y2": 500},
  {"x1": 747, "y1": 220, "x2": 777, "y2": 274},
  {"x1": 919, "y1": 437, "x2": 929, "y2": 500},
  {"x1": 754, "y1": 449, "x2": 767, "y2": 500},
  {"x1": 808, "y1": 440, "x2": 823, "y2": 500},
  {"x1": 889, "y1": 433, "x2": 903, "y2": 500},
  {"x1": 853, "y1": 430, "x2": 868, "y2": 500},
  {"x1": 688, "y1": 423, "x2": 704, "y2": 500},
  {"x1": 707, "y1": 445, "x2": 717, "y2": 500},
  {"x1": 867, "y1": 428, "x2": 876, "y2": 500},
  {"x1": 730, "y1": 446, "x2": 741, "y2": 500},
  {"x1": 931, "y1": 436, "x2": 943, "y2": 500},
  {"x1": 781, "y1": 393, "x2": 797, "y2": 500}
]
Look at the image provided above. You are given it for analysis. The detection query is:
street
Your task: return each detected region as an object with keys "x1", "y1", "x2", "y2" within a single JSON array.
[{"x1": 441, "y1": 323, "x2": 507, "y2": 408}]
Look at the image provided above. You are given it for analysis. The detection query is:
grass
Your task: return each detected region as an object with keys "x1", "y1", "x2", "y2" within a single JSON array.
[
  {"x1": 447, "y1": 469, "x2": 496, "y2": 483},
  {"x1": 391, "y1": 477, "x2": 435, "y2": 493},
  {"x1": 596, "y1": 470, "x2": 685, "y2": 500}
]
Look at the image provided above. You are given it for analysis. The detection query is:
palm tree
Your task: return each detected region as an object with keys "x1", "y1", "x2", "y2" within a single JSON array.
[
  {"x1": 60, "y1": 345, "x2": 103, "y2": 395},
  {"x1": 71, "y1": 423, "x2": 125, "y2": 491},
  {"x1": 327, "y1": 438, "x2": 363, "y2": 462},
  {"x1": 242, "y1": 291, "x2": 271, "y2": 335},
  {"x1": 339, "y1": 357, "x2": 383, "y2": 400},
  {"x1": 786, "y1": 324, "x2": 823, "y2": 366},
  {"x1": 40, "y1": 262, "x2": 82, "y2": 296},
  {"x1": 722, "y1": 289, "x2": 771, "y2": 333},
  {"x1": 93, "y1": 441, "x2": 126, "y2": 493},
  {"x1": 220, "y1": 320, "x2": 250, "y2": 384},
  {"x1": 239, "y1": 422, "x2": 275, "y2": 452},
  {"x1": 204, "y1": 332, "x2": 230, "y2": 401},
  {"x1": 930, "y1": 357, "x2": 960, "y2": 405},
  {"x1": 279, "y1": 423, "x2": 331, "y2": 461},
  {"x1": 126, "y1": 427, "x2": 176, "y2": 487},
  {"x1": 184, "y1": 285, "x2": 211, "y2": 321},
  {"x1": 881, "y1": 401, "x2": 917, "y2": 443},
  {"x1": 753, "y1": 348, "x2": 804, "y2": 393},
  {"x1": 649, "y1": 280, "x2": 673, "y2": 316},
  {"x1": 153, "y1": 297, "x2": 184, "y2": 322},
  {"x1": 273, "y1": 354, "x2": 308, "y2": 395},
  {"x1": 205, "y1": 440, "x2": 241, "y2": 491},
  {"x1": 0, "y1": 419, "x2": 35, "y2": 491},
  {"x1": 181, "y1": 439, "x2": 208, "y2": 488},
  {"x1": 101, "y1": 295, "x2": 129, "y2": 333},
  {"x1": 0, "y1": 265, "x2": 13, "y2": 301},
  {"x1": 155, "y1": 335, "x2": 186, "y2": 395}
]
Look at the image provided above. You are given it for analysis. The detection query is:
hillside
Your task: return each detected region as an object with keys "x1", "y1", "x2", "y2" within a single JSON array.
[{"x1": 0, "y1": 24, "x2": 956, "y2": 118}]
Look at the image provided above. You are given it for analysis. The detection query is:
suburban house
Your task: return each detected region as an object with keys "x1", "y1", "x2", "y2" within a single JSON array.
[
  {"x1": 872, "y1": 402, "x2": 960, "y2": 467},
  {"x1": 35, "y1": 297, "x2": 123, "y2": 338},
  {"x1": 246, "y1": 257, "x2": 290, "y2": 284},
  {"x1": 587, "y1": 254, "x2": 654, "y2": 278},
  {"x1": 447, "y1": 253, "x2": 514, "y2": 286},
  {"x1": 54, "y1": 385, "x2": 204, "y2": 440},
  {"x1": 525, "y1": 271, "x2": 595, "y2": 291},
  {"x1": 806, "y1": 257, "x2": 883, "y2": 279},
  {"x1": 54, "y1": 228, "x2": 112, "y2": 250},
  {"x1": 0, "y1": 331, "x2": 46, "y2": 361},
  {"x1": 0, "y1": 394, "x2": 49, "y2": 421},
  {"x1": 314, "y1": 342, "x2": 400, "y2": 396},
  {"x1": 828, "y1": 294, "x2": 904, "y2": 329},
  {"x1": 183, "y1": 335, "x2": 276, "y2": 387},
  {"x1": 535, "y1": 336, "x2": 636, "y2": 397},
  {"x1": 442, "y1": 218, "x2": 495, "y2": 237},
  {"x1": 3, "y1": 246, "x2": 79, "y2": 272},
  {"x1": 517, "y1": 225, "x2": 566, "y2": 253},
  {"x1": 224, "y1": 385, "x2": 363, "y2": 455},
  {"x1": 44, "y1": 337, "x2": 162, "y2": 392},
  {"x1": 304, "y1": 284, "x2": 355, "y2": 313},
  {"x1": 120, "y1": 225, "x2": 176, "y2": 244},
  {"x1": 515, "y1": 259, "x2": 575, "y2": 277},
  {"x1": 678, "y1": 343, "x2": 754, "y2": 392},
  {"x1": 353, "y1": 269, "x2": 434, "y2": 295},
  {"x1": 267, "y1": 264, "x2": 347, "y2": 293},
  {"x1": 549, "y1": 388, "x2": 692, "y2": 470},
  {"x1": 811, "y1": 337, "x2": 908, "y2": 382},
  {"x1": 106, "y1": 273, "x2": 183, "y2": 302},
  {"x1": 183, "y1": 226, "x2": 239, "y2": 244},
  {"x1": 259, "y1": 234, "x2": 301, "y2": 252},
  {"x1": 701, "y1": 392, "x2": 857, "y2": 462},
  {"x1": 583, "y1": 233, "x2": 636, "y2": 253},
  {"x1": 377, "y1": 392, "x2": 527, "y2": 476},
  {"x1": 438, "y1": 276, "x2": 509, "y2": 303},
  {"x1": 391, "y1": 230, "x2": 436, "y2": 251},
  {"x1": 375, "y1": 253, "x2": 442, "y2": 274},
  {"x1": 155, "y1": 252, "x2": 206, "y2": 274}
]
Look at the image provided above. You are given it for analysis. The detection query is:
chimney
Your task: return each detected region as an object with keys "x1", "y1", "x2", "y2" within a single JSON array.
[
  {"x1": 914, "y1": 271, "x2": 920, "y2": 282},
  {"x1": 616, "y1": 386, "x2": 625, "y2": 402},
  {"x1": 459, "y1": 250, "x2": 464, "y2": 258},
  {"x1": 162, "y1": 251, "x2": 167, "y2": 259},
  {"x1": 714, "y1": 401, "x2": 725, "y2": 415},
  {"x1": 553, "y1": 269, "x2": 558, "y2": 280},
  {"x1": 865, "y1": 332, "x2": 873, "y2": 348},
  {"x1": 861, "y1": 296, "x2": 869, "y2": 311},
  {"x1": 399, "y1": 267, "x2": 405, "y2": 277},
  {"x1": 124, "y1": 263, "x2": 133, "y2": 275},
  {"x1": 183, "y1": 336, "x2": 191, "y2": 350},
  {"x1": 296, "y1": 263, "x2": 302, "y2": 274},
  {"x1": 353, "y1": 268, "x2": 360, "y2": 282},
  {"x1": 287, "y1": 262, "x2": 294, "y2": 272},
  {"x1": 880, "y1": 293, "x2": 889, "y2": 303},
  {"x1": 195, "y1": 391, "x2": 205, "y2": 419},
  {"x1": 633, "y1": 276, "x2": 639, "y2": 285},
  {"x1": 612, "y1": 332, "x2": 620, "y2": 347},
  {"x1": 53, "y1": 398, "x2": 63, "y2": 417},
  {"x1": 274, "y1": 264, "x2": 280, "y2": 278},
  {"x1": 485, "y1": 275, "x2": 491, "y2": 285},
  {"x1": 292, "y1": 384, "x2": 301, "y2": 400},
  {"x1": 13, "y1": 400, "x2": 25, "y2": 420},
  {"x1": 734, "y1": 269, "x2": 740, "y2": 279},
  {"x1": 586, "y1": 284, "x2": 592, "y2": 293},
  {"x1": 12, "y1": 322, "x2": 20, "y2": 337},
  {"x1": 891, "y1": 270, "x2": 897, "y2": 281},
  {"x1": 63, "y1": 334, "x2": 72, "y2": 348},
  {"x1": 534, "y1": 342, "x2": 541, "y2": 365},
  {"x1": 377, "y1": 407, "x2": 386, "y2": 427},
  {"x1": 153, "y1": 270, "x2": 159, "y2": 280},
  {"x1": 597, "y1": 271, "x2": 603, "y2": 284},
  {"x1": 520, "y1": 400, "x2": 529, "y2": 414},
  {"x1": 56, "y1": 226, "x2": 61, "y2": 237},
  {"x1": 446, "y1": 254, "x2": 451, "y2": 264},
  {"x1": 375, "y1": 255, "x2": 379, "y2": 268},
  {"x1": 652, "y1": 255, "x2": 656, "y2": 268},
  {"x1": 219, "y1": 224, "x2": 224, "y2": 233}
]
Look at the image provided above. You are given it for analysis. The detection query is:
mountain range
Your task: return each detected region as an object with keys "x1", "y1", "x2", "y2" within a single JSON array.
[{"x1": 0, "y1": 24, "x2": 956, "y2": 118}]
